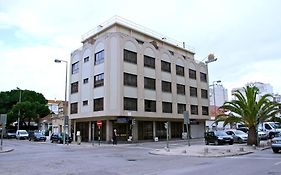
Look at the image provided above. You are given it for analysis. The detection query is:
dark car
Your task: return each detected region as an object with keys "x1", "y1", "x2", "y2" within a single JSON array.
[
  {"x1": 50, "y1": 133, "x2": 72, "y2": 144},
  {"x1": 29, "y1": 131, "x2": 46, "y2": 142},
  {"x1": 205, "y1": 130, "x2": 234, "y2": 145}
]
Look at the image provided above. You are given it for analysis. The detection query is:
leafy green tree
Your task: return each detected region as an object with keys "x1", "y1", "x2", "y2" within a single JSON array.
[
  {"x1": 216, "y1": 86, "x2": 281, "y2": 145},
  {"x1": 0, "y1": 89, "x2": 50, "y2": 129}
]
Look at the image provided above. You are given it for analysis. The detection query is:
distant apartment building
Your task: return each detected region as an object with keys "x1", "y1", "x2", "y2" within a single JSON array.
[
  {"x1": 231, "y1": 82, "x2": 273, "y2": 101},
  {"x1": 69, "y1": 16, "x2": 210, "y2": 142},
  {"x1": 40, "y1": 100, "x2": 67, "y2": 133},
  {"x1": 209, "y1": 84, "x2": 228, "y2": 117}
]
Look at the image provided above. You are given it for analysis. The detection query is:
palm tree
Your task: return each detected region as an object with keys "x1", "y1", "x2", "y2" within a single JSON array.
[{"x1": 216, "y1": 86, "x2": 281, "y2": 145}]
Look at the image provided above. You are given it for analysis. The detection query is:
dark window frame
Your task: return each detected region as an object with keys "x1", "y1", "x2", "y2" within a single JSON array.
[
  {"x1": 83, "y1": 78, "x2": 89, "y2": 84},
  {"x1": 70, "y1": 102, "x2": 78, "y2": 114},
  {"x1": 144, "y1": 77, "x2": 156, "y2": 90},
  {"x1": 177, "y1": 84, "x2": 185, "y2": 95},
  {"x1": 71, "y1": 61, "x2": 79, "y2": 74},
  {"x1": 200, "y1": 72, "x2": 207, "y2": 82},
  {"x1": 202, "y1": 106, "x2": 209, "y2": 115},
  {"x1": 189, "y1": 69, "x2": 196, "y2": 80},
  {"x1": 84, "y1": 56, "x2": 89, "y2": 63},
  {"x1": 94, "y1": 73, "x2": 104, "y2": 87},
  {"x1": 71, "y1": 81, "x2": 78, "y2": 94},
  {"x1": 161, "y1": 60, "x2": 171, "y2": 73},
  {"x1": 124, "y1": 73, "x2": 137, "y2": 87},
  {"x1": 124, "y1": 97, "x2": 138, "y2": 111},
  {"x1": 144, "y1": 55, "x2": 155, "y2": 69},
  {"x1": 190, "y1": 105, "x2": 198, "y2": 115},
  {"x1": 83, "y1": 100, "x2": 88, "y2": 106},
  {"x1": 162, "y1": 102, "x2": 172, "y2": 113},
  {"x1": 144, "y1": 99, "x2": 156, "y2": 112},
  {"x1": 94, "y1": 98, "x2": 104, "y2": 111},
  {"x1": 124, "y1": 49, "x2": 137, "y2": 64},
  {"x1": 177, "y1": 103, "x2": 186, "y2": 114},
  {"x1": 201, "y1": 89, "x2": 208, "y2": 99},
  {"x1": 94, "y1": 50, "x2": 104, "y2": 65},
  {"x1": 162, "y1": 81, "x2": 172, "y2": 93},
  {"x1": 176, "y1": 65, "x2": 185, "y2": 76},
  {"x1": 190, "y1": 86, "x2": 198, "y2": 97}
]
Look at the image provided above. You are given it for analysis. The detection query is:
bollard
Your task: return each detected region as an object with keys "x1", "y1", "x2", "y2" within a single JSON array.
[
  {"x1": 239, "y1": 147, "x2": 244, "y2": 152},
  {"x1": 226, "y1": 149, "x2": 231, "y2": 153},
  {"x1": 252, "y1": 144, "x2": 256, "y2": 150}
]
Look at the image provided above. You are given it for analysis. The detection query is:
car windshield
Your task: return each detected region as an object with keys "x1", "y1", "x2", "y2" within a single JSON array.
[
  {"x1": 34, "y1": 132, "x2": 43, "y2": 136},
  {"x1": 19, "y1": 131, "x2": 27, "y2": 134},
  {"x1": 215, "y1": 131, "x2": 228, "y2": 136},
  {"x1": 234, "y1": 130, "x2": 246, "y2": 135}
]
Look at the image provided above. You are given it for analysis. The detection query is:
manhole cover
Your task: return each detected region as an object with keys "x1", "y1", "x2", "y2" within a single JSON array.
[{"x1": 127, "y1": 159, "x2": 137, "y2": 161}]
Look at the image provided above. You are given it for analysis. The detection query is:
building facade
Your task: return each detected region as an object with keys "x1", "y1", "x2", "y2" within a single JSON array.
[{"x1": 69, "y1": 17, "x2": 210, "y2": 142}]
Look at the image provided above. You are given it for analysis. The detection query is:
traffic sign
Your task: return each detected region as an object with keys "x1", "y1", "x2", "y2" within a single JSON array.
[{"x1": 97, "y1": 120, "x2": 102, "y2": 128}]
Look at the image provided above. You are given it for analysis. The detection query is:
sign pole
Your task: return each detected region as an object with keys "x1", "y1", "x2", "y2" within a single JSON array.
[
  {"x1": 0, "y1": 114, "x2": 7, "y2": 151},
  {"x1": 183, "y1": 111, "x2": 191, "y2": 146}
]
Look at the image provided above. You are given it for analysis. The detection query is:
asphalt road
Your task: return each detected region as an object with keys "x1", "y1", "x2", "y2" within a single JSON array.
[{"x1": 0, "y1": 139, "x2": 280, "y2": 175}]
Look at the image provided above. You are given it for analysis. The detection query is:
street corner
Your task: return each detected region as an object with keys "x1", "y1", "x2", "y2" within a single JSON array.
[{"x1": 0, "y1": 147, "x2": 14, "y2": 153}]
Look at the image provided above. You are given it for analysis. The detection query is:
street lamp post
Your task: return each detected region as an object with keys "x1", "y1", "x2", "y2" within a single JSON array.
[
  {"x1": 16, "y1": 87, "x2": 22, "y2": 131},
  {"x1": 54, "y1": 59, "x2": 68, "y2": 145}
]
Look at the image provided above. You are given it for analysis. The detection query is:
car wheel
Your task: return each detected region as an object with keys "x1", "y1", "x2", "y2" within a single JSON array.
[
  {"x1": 51, "y1": 140, "x2": 54, "y2": 143},
  {"x1": 238, "y1": 138, "x2": 243, "y2": 144},
  {"x1": 214, "y1": 140, "x2": 219, "y2": 145},
  {"x1": 272, "y1": 148, "x2": 279, "y2": 153},
  {"x1": 229, "y1": 141, "x2": 234, "y2": 145}
]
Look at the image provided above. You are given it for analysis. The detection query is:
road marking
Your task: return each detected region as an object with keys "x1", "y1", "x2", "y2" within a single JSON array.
[
  {"x1": 275, "y1": 161, "x2": 281, "y2": 165},
  {"x1": 226, "y1": 157, "x2": 281, "y2": 160}
]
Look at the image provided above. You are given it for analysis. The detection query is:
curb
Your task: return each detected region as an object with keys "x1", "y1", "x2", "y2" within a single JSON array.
[{"x1": 0, "y1": 148, "x2": 14, "y2": 153}]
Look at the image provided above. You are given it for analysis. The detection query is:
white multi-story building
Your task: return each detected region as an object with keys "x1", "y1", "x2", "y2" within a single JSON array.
[
  {"x1": 231, "y1": 82, "x2": 273, "y2": 101},
  {"x1": 209, "y1": 84, "x2": 228, "y2": 107},
  {"x1": 69, "y1": 16, "x2": 210, "y2": 142}
]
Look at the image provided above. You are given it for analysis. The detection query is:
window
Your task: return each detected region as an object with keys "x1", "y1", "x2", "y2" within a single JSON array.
[
  {"x1": 94, "y1": 98, "x2": 104, "y2": 111},
  {"x1": 95, "y1": 50, "x2": 104, "y2": 65},
  {"x1": 176, "y1": 65, "x2": 184, "y2": 76},
  {"x1": 200, "y1": 72, "x2": 207, "y2": 82},
  {"x1": 201, "y1": 89, "x2": 208, "y2": 99},
  {"x1": 94, "y1": 73, "x2": 104, "y2": 87},
  {"x1": 162, "y1": 102, "x2": 172, "y2": 113},
  {"x1": 144, "y1": 55, "x2": 155, "y2": 68},
  {"x1": 145, "y1": 100, "x2": 156, "y2": 112},
  {"x1": 84, "y1": 56, "x2": 89, "y2": 63},
  {"x1": 177, "y1": 103, "x2": 186, "y2": 114},
  {"x1": 202, "y1": 106, "x2": 209, "y2": 115},
  {"x1": 71, "y1": 82, "x2": 78, "y2": 94},
  {"x1": 71, "y1": 61, "x2": 79, "y2": 74},
  {"x1": 177, "y1": 84, "x2": 185, "y2": 95},
  {"x1": 144, "y1": 77, "x2": 155, "y2": 90},
  {"x1": 83, "y1": 100, "x2": 88, "y2": 106},
  {"x1": 70, "y1": 102, "x2": 78, "y2": 114},
  {"x1": 189, "y1": 69, "x2": 196, "y2": 79},
  {"x1": 124, "y1": 97, "x2": 137, "y2": 111},
  {"x1": 161, "y1": 60, "x2": 171, "y2": 73},
  {"x1": 162, "y1": 81, "x2": 171, "y2": 93},
  {"x1": 190, "y1": 87, "x2": 197, "y2": 97},
  {"x1": 124, "y1": 73, "x2": 137, "y2": 87},
  {"x1": 83, "y1": 78, "x2": 89, "y2": 84},
  {"x1": 190, "y1": 105, "x2": 198, "y2": 115},
  {"x1": 124, "y1": 49, "x2": 137, "y2": 64}
]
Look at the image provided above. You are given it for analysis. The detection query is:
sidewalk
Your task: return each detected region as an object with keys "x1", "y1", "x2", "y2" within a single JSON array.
[{"x1": 149, "y1": 141, "x2": 271, "y2": 157}]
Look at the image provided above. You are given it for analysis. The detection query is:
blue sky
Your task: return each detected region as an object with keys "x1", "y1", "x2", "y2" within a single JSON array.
[{"x1": 1, "y1": 0, "x2": 281, "y2": 100}]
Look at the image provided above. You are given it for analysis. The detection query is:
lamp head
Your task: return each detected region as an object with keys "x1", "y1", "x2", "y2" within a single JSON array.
[{"x1": 54, "y1": 59, "x2": 62, "y2": 63}]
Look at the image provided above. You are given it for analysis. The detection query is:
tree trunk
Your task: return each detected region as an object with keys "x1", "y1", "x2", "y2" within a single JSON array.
[{"x1": 247, "y1": 126, "x2": 257, "y2": 146}]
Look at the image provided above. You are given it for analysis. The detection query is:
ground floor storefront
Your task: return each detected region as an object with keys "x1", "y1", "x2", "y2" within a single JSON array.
[{"x1": 70, "y1": 117, "x2": 206, "y2": 143}]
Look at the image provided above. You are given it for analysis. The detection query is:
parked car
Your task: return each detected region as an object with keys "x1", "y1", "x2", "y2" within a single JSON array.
[
  {"x1": 29, "y1": 131, "x2": 46, "y2": 142},
  {"x1": 5, "y1": 129, "x2": 16, "y2": 139},
  {"x1": 205, "y1": 130, "x2": 234, "y2": 145},
  {"x1": 16, "y1": 130, "x2": 29, "y2": 140},
  {"x1": 50, "y1": 133, "x2": 72, "y2": 144},
  {"x1": 226, "y1": 129, "x2": 248, "y2": 143},
  {"x1": 237, "y1": 127, "x2": 249, "y2": 134},
  {"x1": 258, "y1": 130, "x2": 268, "y2": 140},
  {"x1": 271, "y1": 133, "x2": 281, "y2": 153}
]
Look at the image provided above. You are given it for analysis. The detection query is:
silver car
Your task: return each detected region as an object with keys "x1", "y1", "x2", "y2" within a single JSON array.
[
  {"x1": 271, "y1": 133, "x2": 281, "y2": 153},
  {"x1": 226, "y1": 130, "x2": 248, "y2": 143}
]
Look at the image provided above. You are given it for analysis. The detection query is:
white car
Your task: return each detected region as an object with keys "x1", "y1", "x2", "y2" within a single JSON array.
[
  {"x1": 226, "y1": 130, "x2": 248, "y2": 143},
  {"x1": 271, "y1": 133, "x2": 281, "y2": 153},
  {"x1": 16, "y1": 130, "x2": 29, "y2": 140}
]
